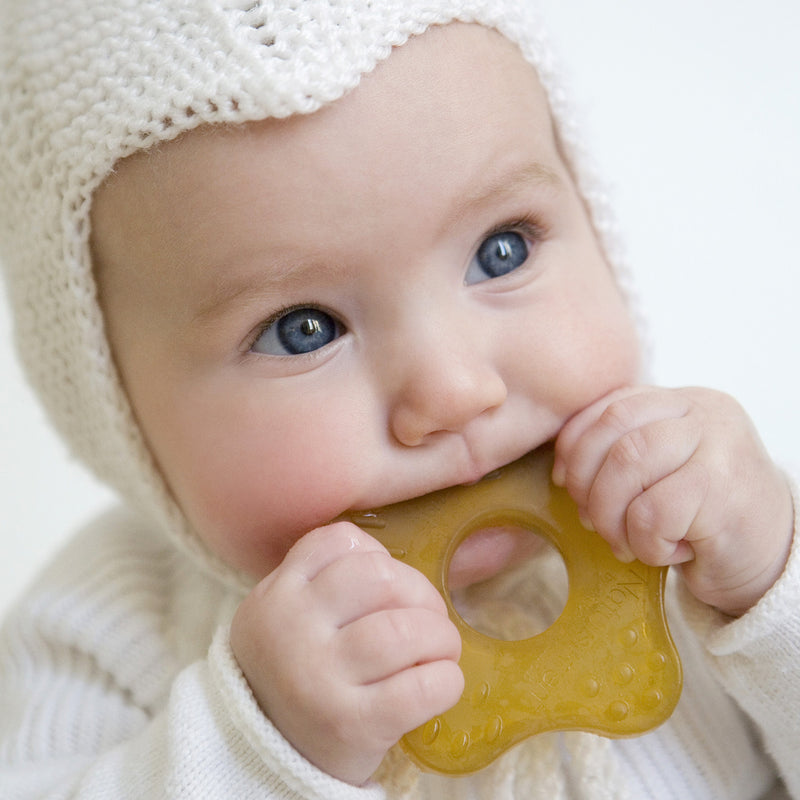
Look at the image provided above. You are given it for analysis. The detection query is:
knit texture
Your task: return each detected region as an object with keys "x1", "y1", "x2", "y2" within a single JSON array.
[{"x1": 0, "y1": 0, "x2": 633, "y2": 587}]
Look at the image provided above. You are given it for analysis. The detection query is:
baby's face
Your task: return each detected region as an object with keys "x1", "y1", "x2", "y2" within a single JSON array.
[{"x1": 92, "y1": 23, "x2": 640, "y2": 579}]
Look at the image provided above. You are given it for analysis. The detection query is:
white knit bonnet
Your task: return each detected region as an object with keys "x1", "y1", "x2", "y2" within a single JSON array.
[{"x1": 0, "y1": 0, "x2": 632, "y2": 583}]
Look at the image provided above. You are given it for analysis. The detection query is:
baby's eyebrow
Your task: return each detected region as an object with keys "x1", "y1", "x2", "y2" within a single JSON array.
[
  {"x1": 190, "y1": 256, "x2": 329, "y2": 327},
  {"x1": 448, "y1": 161, "x2": 562, "y2": 226}
]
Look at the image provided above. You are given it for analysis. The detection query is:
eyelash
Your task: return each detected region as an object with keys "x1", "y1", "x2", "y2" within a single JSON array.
[{"x1": 482, "y1": 213, "x2": 547, "y2": 249}]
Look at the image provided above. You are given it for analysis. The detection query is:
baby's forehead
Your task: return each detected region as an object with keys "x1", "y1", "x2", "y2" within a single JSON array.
[
  {"x1": 92, "y1": 22, "x2": 558, "y2": 253},
  {"x1": 103, "y1": 23, "x2": 551, "y2": 188}
]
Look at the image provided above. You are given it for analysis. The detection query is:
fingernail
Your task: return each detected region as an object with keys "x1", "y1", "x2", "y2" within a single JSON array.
[
  {"x1": 613, "y1": 546, "x2": 636, "y2": 564},
  {"x1": 578, "y1": 512, "x2": 595, "y2": 531}
]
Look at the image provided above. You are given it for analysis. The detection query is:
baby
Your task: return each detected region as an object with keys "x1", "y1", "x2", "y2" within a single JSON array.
[{"x1": 0, "y1": 1, "x2": 797, "y2": 798}]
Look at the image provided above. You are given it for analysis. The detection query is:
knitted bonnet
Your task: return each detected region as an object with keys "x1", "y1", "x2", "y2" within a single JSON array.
[{"x1": 0, "y1": 0, "x2": 629, "y2": 582}]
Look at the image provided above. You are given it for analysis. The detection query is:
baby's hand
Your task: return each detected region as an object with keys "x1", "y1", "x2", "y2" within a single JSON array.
[
  {"x1": 229, "y1": 522, "x2": 464, "y2": 786},
  {"x1": 553, "y1": 386, "x2": 794, "y2": 617}
]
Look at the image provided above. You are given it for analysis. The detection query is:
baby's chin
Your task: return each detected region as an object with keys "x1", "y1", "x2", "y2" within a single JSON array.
[{"x1": 447, "y1": 525, "x2": 545, "y2": 591}]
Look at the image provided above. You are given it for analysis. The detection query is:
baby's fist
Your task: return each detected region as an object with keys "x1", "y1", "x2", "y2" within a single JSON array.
[
  {"x1": 554, "y1": 386, "x2": 794, "y2": 616},
  {"x1": 230, "y1": 522, "x2": 464, "y2": 785}
]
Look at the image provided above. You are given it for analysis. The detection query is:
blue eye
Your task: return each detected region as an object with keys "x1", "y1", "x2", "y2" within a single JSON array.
[
  {"x1": 465, "y1": 231, "x2": 530, "y2": 284},
  {"x1": 251, "y1": 307, "x2": 341, "y2": 355}
]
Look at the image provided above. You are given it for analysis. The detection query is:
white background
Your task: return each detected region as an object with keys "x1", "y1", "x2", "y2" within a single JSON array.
[{"x1": 1, "y1": 2, "x2": 799, "y2": 615}]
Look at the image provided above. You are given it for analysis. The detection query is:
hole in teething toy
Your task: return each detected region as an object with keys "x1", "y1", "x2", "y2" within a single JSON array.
[{"x1": 447, "y1": 527, "x2": 569, "y2": 641}]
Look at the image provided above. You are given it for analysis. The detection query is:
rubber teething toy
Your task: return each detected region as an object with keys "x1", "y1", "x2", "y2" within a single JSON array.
[{"x1": 337, "y1": 445, "x2": 682, "y2": 774}]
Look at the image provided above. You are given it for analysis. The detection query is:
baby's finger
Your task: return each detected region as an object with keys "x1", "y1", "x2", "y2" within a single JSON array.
[
  {"x1": 311, "y1": 551, "x2": 447, "y2": 627},
  {"x1": 359, "y1": 660, "x2": 465, "y2": 743},
  {"x1": 281, "y1": 521, "x2": 388, "y2": 583},
  {"x1": 625, "y1": 460, "x2": 710, "y2": 565},
  {"x1": 553, "y1": 386, "x2": 643, "y2": 483},
  {"x1": 584, "y1": 417, "x2": 701, "y2": 558},
  {"x1": 337, "y1": 608, "x2": 462, "y2": 685},
  {"x1": 556, "y1": 388, "x2": 691, "y2": 507}
]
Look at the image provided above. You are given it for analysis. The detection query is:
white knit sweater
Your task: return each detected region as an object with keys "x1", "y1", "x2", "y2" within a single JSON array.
[{"x1": 0, "y1": 496, "x2": 798, "y2": 800}]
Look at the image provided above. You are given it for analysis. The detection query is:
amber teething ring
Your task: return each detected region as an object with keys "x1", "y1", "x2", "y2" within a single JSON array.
[{"x1": 337, "y1": 445, "x2": 682, "y2": 775}]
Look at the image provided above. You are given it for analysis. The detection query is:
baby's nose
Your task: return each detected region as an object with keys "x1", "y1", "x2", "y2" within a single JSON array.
[{"x1": 388, "y1": 340, "x2": 507, "y2": 447}]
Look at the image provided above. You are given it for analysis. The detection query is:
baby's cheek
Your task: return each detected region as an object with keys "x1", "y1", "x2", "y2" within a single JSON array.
[
  {"x1": 183, "y1": 431, "x2": 368, "y2": 579},
  {"x1": 182, "y1": 477, "x2": 303, "y2": 579},
  {"x1": 526, "y1": 312, "x2": 640, "y2": 421},
  {"x1": 567, "y1": 300, "x2": 641, "y2": 400}
]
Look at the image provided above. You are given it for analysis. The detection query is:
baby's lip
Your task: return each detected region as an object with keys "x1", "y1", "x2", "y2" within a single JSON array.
[
  {"x1": 421, "y1": 445, "x2": 543, "y2": 499},
  {"x1": 361, "y1": 465, "x2": 505, "y2": 511},
  {"x1": 460, "y1": 466, "x2": 505, "y2": 487},
  {"x1": 346, "y1": 444, "x2": 551, "y2": 518},
  {"x1": 449, "y1": 446, "x2": 543, "y2": 495}
]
